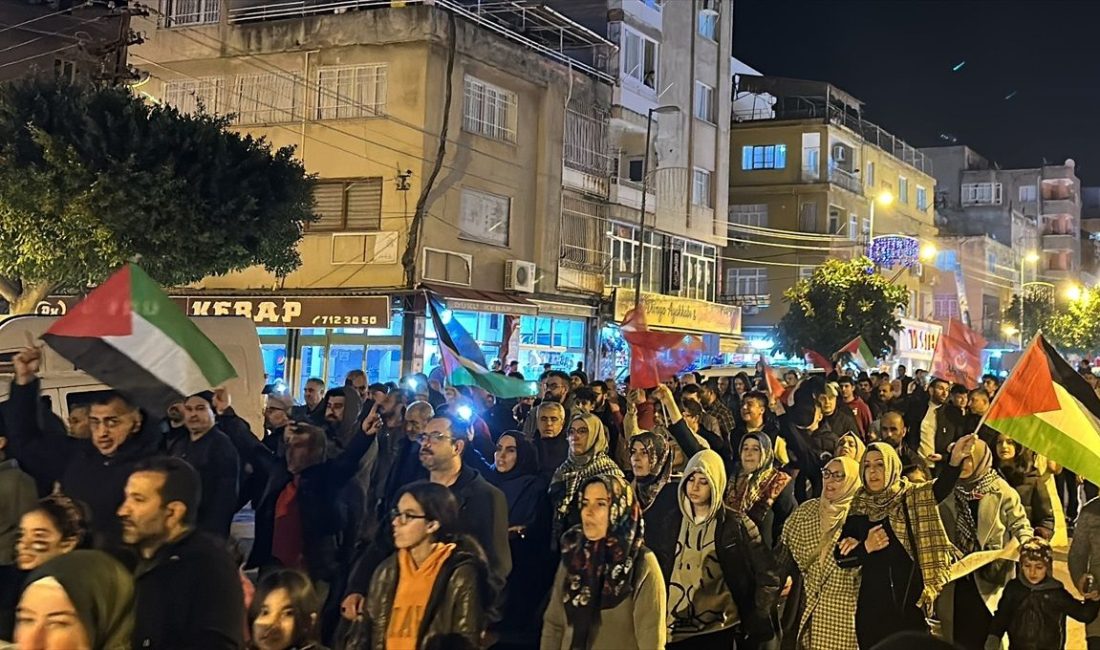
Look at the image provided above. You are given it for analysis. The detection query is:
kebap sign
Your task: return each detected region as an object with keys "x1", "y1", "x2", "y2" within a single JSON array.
[{"x1": 35, "y1": 295, "x2": 392, "y2": 329}]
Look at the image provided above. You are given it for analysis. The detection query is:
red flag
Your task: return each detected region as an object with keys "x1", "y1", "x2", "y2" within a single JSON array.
[
  {"x1": 622, "y1": 306, "x2": 704, "y2": 390},
  {"x1": 930, "y1": 318, "x2": 985, "y2": 389},
  {"x1": 803, "y1": 348, "x2": 835, "y2": 373},
  {"x1": 760, "y1": 354, "x2": 784, "y2": 397}
]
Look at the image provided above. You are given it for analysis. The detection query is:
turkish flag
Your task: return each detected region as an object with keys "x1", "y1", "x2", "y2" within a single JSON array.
[
  {"x1": 622, "y1": 306, "x2": 704, "y2": 390},
  {"x1": 803, "y1": 348, "x2": 835, "y2": 373},
  {"x1": 930, "y1": 318, "x2": 985, "y2": 388}
]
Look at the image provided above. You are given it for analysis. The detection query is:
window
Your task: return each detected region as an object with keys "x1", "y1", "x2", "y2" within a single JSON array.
[
  {"x1": 898, "y1": 176, "x2": 910, "y2": 205},
  {"x1": 54, "y1": 58, "x2": 75, "y2": 82},
  {"x1": 679, "y1": 240, "x2": 717, "y2": 301},
  {"x1": 865, "y1": 161, "x2": 875, "y2": 187},
  {"x1": 934, "y1": 295, "x2": 960, "y2": 320},
  {"x1": 692, "y1": 169, "x2": 713, "y2": 208},
  {"x1": 462, "y1": 76, "x2": 517, "y2": 142},
  {"x1": 962, "y1": 182, "x2": 1003, "y2": 205},
  {"x1": 801, "y1": 132, "x2": 820, "y2": 180},
  {"x1": 233, "y1": 73, "x2": 299, "y2": 124},
  {"x1": 162, "y1": 0, "x2": 218, "y2": 26},
  {"x1": 697, "y1": 9, "x2": 718, "y2": 40},
  {"x1": 309, "y1": 178, "x2": 383, "y2": 231},
  {"x1": 728, "y1": 204, "x2": 768, "y2": 240},
  {"x1": 848, "y1": 213, "x2": 858, "y2": 240},
  {"x1": 560, "y1": 192, "x2": 607, "y2": 271},
  {"x1": 606, "y1": 222, "x2": 639, "y2": 288},
  {"x1": 741, "y1": 144, "x2": 787, "y2": 170},
  {"x1": 622, "y1": 27, "x2": 658, "y2": 90},
  {"x1": 827, "y1": 206, "x2": 842, "y2": 235},
  {"x1": 693, "y1": 81, "x2": 715, "y2": 123},
  {"x1": 626, "y1": 159, "x2": 645, "y2": 182},
  {"x1": 162, "y1": 77, "x2": 224, "y2": 115},
  {"x1": 316, "y1": 65, "x2": 386, "y2": 120},
  {"x1": 564, "y1": 109, "x2": 611, "y2": 175},
  {"x1": 459, "y1": 188, "x2": 510, "y2": 247},
  {"x1": 916, "y1": 185, "x2": 928, "y2": 211},
  {"x1": 725, "y1": 268, "x2": 767, "y2": 296},
  {"x1": 1019, "y1": 185, "x2": 1038, "y2": 203}
]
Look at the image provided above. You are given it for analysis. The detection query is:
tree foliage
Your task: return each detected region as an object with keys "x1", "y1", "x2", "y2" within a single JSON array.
[
  {"x1": 775, "y1": 257, "x2": 910, "y2": 359},
  {"x1": 1044, "y1": 291, "x2": 1100, "y2": 354},
  {"x1": 1002, "y1": 293, "x2": 1055, "y2": 344},
  {"x1": 0, "y1": 75, "x2": 315, "y2": 312}
]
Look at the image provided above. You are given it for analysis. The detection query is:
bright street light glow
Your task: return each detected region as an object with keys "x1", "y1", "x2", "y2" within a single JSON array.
[
  {"x1": 1066, "y1": 285, "x2": 1084, "y2": 302},
  {"x1": 1024, "y1": 251, "x2": 1040, "y2": 263},
  {"x1": 919, "y1": 243, "x2": 938, "y2": 261},
  {"x1": 875, "y1": 191, "x2": 894, "y2": 206},
  {"x1": 1002, "y1": 324, "x2": 1019, "y2": 336}
]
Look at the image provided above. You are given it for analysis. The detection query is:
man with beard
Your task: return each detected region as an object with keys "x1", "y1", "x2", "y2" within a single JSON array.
[
  {"x1": 165, "y1": 392, "x2": 240, "y2": 538},
  {"x1": 699, "y1": 379, "x2": 738, "y2": 446},
  {"x1": 904, "y1": 377, "x2": 964, "y2": 466},
  {"x1": 323, "y1": 386, "x2": 362, "y2": 452},
  {"x1": 119, "y1": 457, "x2": 244, "y2": 649},
  {"x1": 261, "y1": 393, "x2": 293, "y2": 454},
  {"x1": 342, "y1": 413, "x2": 511, "y2": 625},
  {"x1": 857, "y1": 375, "x2": 874, "y2": 403},
  {"x1": 878, "y1": 411, "x2": 930, "y2": 481},
  {"x1": 837, "y1": 376, "x2": 872, "y2": 438}
]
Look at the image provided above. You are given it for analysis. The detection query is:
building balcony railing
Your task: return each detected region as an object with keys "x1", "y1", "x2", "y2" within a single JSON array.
[
  {"x1": 1042, "y1": 233, "x2": 1076, "y2": 251},
  {"x1": 828, "y1": 168, "x2": 863, "y2": 196},
  {"x1": 717, "y1": 293, "x2": 771, "y2": 308},
  {"x1": 1041, "y1": 197, "x2": 1078, "y2": 215}
]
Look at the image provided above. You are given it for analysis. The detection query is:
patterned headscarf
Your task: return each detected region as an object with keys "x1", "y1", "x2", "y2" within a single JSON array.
[
  {"x1": 560, "y1": 474, "x2": 644, "y2": 650},
  {"x1": 851, "y1": 442, "x2": 959, "y2": 613},
  {"x1": 725, "y1": 431, "x2": 778, "y2": 514},
  {"x1": 953, "y1": 438, "x2": 1000, "y2": 554},
  {"x1": 628, "y1": 430, "x2": 673, "y2": 511},
  {"x1": 551, "y1": 414, "x2": 624, "y2": 538},
  {"x1": 835, "y1": 432, "x2": 866, "y2": 463},
  {"x1": 818, "y1": 455, "x2": 861, "y2": 563}
]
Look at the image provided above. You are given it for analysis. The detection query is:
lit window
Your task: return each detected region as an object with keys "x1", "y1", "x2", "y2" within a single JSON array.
[{"x1": 741, "y1": 144, "x2": 787, "y2": 170}]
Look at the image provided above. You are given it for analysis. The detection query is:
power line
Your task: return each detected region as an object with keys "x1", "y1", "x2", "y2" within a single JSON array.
[{"x1": 0, "y1": 1, "x2": 94, "y2": 37}]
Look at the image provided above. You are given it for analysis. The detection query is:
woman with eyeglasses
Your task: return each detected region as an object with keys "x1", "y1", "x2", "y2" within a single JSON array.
[
  {"x1": 249, "y1": 569, "x2": 326, "y2": 650},
  {"x1": 541, "y1": 474, "x2": 667, "y2": 649},
  {"x1": 549, "y1": 414, "x2": 624, "y2": 546},
  {"x1": 776, "y1": 456, "x2": 862, "y2": 650},
  {"x1": 363, "y1": 480, "x2": 490, "y2": 650}
]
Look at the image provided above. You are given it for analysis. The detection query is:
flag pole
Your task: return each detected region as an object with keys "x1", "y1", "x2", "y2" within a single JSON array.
[{"x1": 969, "y1": 332, "x2": 1041, "y2": 436}]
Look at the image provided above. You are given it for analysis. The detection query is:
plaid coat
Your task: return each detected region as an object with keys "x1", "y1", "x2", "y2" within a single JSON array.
[{"x1": 780, "y1": 499, "x2": 861, "y2": 650}]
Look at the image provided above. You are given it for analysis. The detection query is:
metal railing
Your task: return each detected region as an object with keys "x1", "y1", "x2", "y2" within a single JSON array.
[{"x1": 828, "y1": 167, "x2": 863, "y2": 195}]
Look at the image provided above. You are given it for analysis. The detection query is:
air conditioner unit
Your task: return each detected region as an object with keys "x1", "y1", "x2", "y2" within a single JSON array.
[
  {"x1": 504, "y1": 260, "x2": 536, "y2": 293},
  {"x1": 832, "y1": 145, "x2": 848, "y2": 162}
]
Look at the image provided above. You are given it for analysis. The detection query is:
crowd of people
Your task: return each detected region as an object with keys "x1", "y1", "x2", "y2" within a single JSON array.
[{"x1": 5, "y1": 343, "x2": 1100, "y2": 649}]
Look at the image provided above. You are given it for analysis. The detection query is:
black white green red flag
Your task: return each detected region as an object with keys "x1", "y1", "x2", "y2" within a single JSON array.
[
  {"x1": 984, "y1": 334, "x2": 1100, "y2": 485},
  {"x1": 41, "y1": 264, "x2": 237, "y2": 414}
]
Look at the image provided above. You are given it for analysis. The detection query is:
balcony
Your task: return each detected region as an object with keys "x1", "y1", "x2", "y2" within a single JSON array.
[
  {"x1": 828, "y1": 168, "x2": 863, "y2": 196},
  {"x1": 1042, "y1": 198, "x2": 1078, "y2": 216},
  {"x1": 718, "y1": 293, "x2": 771, "y2": 309},
  {"x1": 1042, "y1": 233, "x2": 1076, "y2": 251},
  {"x1": 609, "y1": 177, "x2": 655, "y2": 212},
  {"x1": 619, "y1": 0, "x2": 663, "y2": 31}
]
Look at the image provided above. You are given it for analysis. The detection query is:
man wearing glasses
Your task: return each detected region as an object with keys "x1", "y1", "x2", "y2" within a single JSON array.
[{"x1": 343, "y1": 412, "x2": 511, "y2": 626}]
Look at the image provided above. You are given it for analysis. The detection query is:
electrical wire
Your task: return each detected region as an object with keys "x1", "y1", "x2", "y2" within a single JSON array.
[{"x1": 0, "y1": 1, "x2": 94, "y2": 37}]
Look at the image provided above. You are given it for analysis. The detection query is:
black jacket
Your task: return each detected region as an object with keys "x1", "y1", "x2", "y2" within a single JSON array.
[
  {"x1": 347, "y1": 465, "x2": 512, "y2": 623},
  {"x1": 165, "y1": 426, "x2": 240, "y2": 538},
  {"x1": 1002, "y1": 464, "x2": 1057, "y2": 536},
  {"x1": 988, "y1": 577, "x2": 1100, "y2": 650},
  {"x1": 646, "y1": 498, "x2": 782, "y2": 643},
  {"x1": 132, "y1": 529, "x2": 244, "y2": 650},
  {"x1": 227, "y1": 423, "x2": 374, "y2": 582},
  {"x1": 903, "y1": 398, "x2": 965, "y2": 457},
  {"x1": 3, "y1": 379, "x2": 159, "y2": 549},
  {"x1": 364, "y1": 536, "x2": 490, "y2": 650}
]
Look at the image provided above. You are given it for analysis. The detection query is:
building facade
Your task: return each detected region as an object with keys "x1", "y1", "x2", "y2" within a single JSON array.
[{"x1": 725, "y1": 77, "x2": 939, "y2": 352}]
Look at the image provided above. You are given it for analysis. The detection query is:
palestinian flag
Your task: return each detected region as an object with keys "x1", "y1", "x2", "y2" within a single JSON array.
[
  {"x1": 42, "y1": 264, "x2": 237, "y2": 414},
  {"x1": 834, "y1": 335, "x2": 876, "y2": 370},
  {"x1": 984, "y1": 334, "x2": 1100, "y2": 486},
  {"x1": 426, "y1": 295, "x2": 536, "y2": 398}
]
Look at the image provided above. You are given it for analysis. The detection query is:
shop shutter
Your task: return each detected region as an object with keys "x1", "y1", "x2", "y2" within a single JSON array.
[
  {"x1": 345, "y1": 178, "x2": 383, "y2": 230},
  {"x1": 311, "y1": 183, "x2": 345, "y2": 230}
]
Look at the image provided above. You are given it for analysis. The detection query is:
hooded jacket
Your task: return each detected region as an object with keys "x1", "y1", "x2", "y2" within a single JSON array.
[
  {"x1": 647, "y1": 449, "x2": 783, "y2": 643},
  {"x1": 26, "y1": 550, "x2": 134, "y2": 650}
]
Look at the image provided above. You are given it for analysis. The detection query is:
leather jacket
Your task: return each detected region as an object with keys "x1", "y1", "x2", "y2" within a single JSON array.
[{"x1": 364, "y1": 536, "x2": 490, "y2": 650}]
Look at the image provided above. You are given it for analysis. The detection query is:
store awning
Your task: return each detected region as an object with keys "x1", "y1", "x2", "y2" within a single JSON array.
[{"x1": 420, "y1": 283, "x2": 539, "y2": 316}]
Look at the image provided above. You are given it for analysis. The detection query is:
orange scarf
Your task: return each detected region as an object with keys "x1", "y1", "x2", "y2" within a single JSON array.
[{"x1": 385, "y1": 542, "x2": 456, "y2": 650}]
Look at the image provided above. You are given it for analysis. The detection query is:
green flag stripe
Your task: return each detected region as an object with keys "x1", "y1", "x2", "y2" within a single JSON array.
[
  {"x1": 128, "y1": 265, "x2": 236, "y2": 386},
  {"x1": 986, "y1": 413, "x2": 1100, "y2": 487}
]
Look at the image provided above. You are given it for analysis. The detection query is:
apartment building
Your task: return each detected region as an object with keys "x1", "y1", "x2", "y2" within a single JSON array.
[
  {"x1": 132, "y1": 0, "x2": 616, "y2": 388},
  {"x1": 725, "y1": 77, "x2": 939, "y2": 358},
  {"x1": 0, "y1": 0, "x2": 133, "y2": 83}
]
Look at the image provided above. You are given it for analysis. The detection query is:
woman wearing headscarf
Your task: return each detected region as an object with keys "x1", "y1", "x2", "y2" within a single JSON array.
[
  {"x1": 541, "y1": 474, "x2": 666, "y2": 649},
  {"x1": 777, "y1": 456, "x2": 862, "y2": 650},
  {"x1": 549, "y1": 414, "x2": 624, "y2": 546},
  {"x1": 627, "y1": 430, "x2": 676, "y2": 523},
  {"x1": 834, "y1": 432, "x2": 865, "y2": 463},
  {"x1": 14, "y1": 549, "x2": 133, "y2": 650},
  {"x1": 645, "y1": 449, "x2": 782, "y2": 650},
  {"x1": 489, "y1": 432, "x2": 553, "y2": 648},
  {"x1": 935, "y1": 438, "x2": 1033, "y2": 650},
  {"x1": 994, "y1": 434, "x2": 1055, "y2": 539},
  {"x1": 835, "y1": 435, "x2": 977, "y2": 649}
]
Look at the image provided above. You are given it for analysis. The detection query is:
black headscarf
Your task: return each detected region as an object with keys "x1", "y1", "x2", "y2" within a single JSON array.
[
  {"x1": 490, "y1": 431, "x2": 544, "y2": 527},
  {"x1": 24, "y1": 549, "x2": 134, "y2": 650}
]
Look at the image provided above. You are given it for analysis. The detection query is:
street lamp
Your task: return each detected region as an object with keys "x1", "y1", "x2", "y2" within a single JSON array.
[
  {"x1": 1018, "y1": 250, "x2": 1039, "y2": 349},
  {"x1": 866, "y1": 190, "x2": 894, "y2": 249},
  {"x1": 918, "y1": 242, "x2": 938, "y2": 262},
  {"x1": 634, "y1": 105, "x2": 680, "y2": 309},
  {"x1": 1067, "y1": 284, "x2": 1085, "y2": 302}
]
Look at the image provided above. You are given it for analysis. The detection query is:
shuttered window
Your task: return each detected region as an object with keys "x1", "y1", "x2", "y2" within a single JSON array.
[{"x1": 308, "y1": 178, "x2": 382, "y2": 231}]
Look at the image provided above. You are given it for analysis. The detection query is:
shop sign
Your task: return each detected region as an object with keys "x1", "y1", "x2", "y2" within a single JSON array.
[
  {"x1": 895, "y1": 317, "x2": 941, "y2": 356},
  {"x1": 36, "y1": 295, "x2": 391, "y2": 329},
  {"x1": 613, "y1": 288, "x2": 741, "y2": 336}
]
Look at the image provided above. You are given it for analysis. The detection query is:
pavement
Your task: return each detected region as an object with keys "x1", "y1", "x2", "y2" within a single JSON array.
[{"x1": 1054, "y1": 546, "x2": 1088, "y2": 650}]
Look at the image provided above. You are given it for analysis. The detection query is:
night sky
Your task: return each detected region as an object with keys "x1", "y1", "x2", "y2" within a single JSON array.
[{"x1": 732, "y1": 0, "x2": 1100, "y2": 183}]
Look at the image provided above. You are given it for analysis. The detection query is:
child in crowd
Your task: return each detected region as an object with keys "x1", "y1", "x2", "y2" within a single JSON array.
[{"x1": 986, "y1": 538, "x2": 1100, "y2": 650}]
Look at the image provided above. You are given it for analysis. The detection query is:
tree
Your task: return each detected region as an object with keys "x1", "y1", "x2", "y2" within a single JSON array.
[
  {"x1": 0, "y1": 75, "x2": 315, "y2": 313},
  {"x1": 1044, "y1": 291, "x2": 1100, "y2": 354},
  {"x1": 1002, "y1": 293, "x2": 1055, "y2": 344},
  {"x1": 775, "y1": 257, "x2": 909, "y2": 359}
]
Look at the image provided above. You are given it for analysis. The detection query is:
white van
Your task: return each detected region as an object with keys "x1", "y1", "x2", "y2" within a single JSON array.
[{"x1": 0, "y1": 315, "x2": 265, "y2": 436}]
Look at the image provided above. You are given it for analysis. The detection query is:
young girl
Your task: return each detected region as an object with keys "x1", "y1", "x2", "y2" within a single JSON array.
[
  {"x1": 249, "y1": 569, "x2": 325, "y2": 650},
  {"x1": 987, "y1": 538, "x2": 1100, "y2": 649}
]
